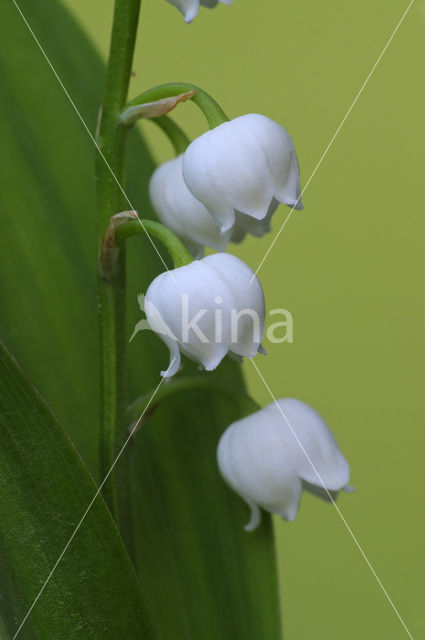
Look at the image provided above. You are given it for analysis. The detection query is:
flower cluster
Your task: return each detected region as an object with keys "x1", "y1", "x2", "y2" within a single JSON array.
[
  {"x1": 132, "y1": 58, "x2": 350, "y2": 527},
  {"x1": 138, "y1": 92, "x2": 353, "y2": 526}
]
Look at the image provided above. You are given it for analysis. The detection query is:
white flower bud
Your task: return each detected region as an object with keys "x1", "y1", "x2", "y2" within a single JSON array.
[
  {"x1": 144, "y1": 253, "x2": 265, "y2": 377},
  {"x1": 182, "y1": 114, "x2": 303, "y2": 232},
  {"x1": 165, "y1": 0, "x2": 232, "y2": 23},
  {"x1": 149, "y1": 155, "x2": 232, "y2": 257},
  {"x1": 217, "y1": 399, "x2": 351, "y2": 531}
]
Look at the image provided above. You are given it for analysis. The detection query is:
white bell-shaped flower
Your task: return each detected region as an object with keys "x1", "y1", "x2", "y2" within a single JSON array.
[
  {"x1": 165, "y1": 0, "x2": 232, "y2": 23},
  {"x1": 149, "y1": 155, "x2": 232, "y2": 257},
  {"x1": 144, "y1": 253, "x2": 265, "y2": 377},
  {"x1": 217, "y1": 398, "x2": 351, "y2": 531},
  {"x1": 182, "y1": 114, "x2": 303, "y2": 232}
]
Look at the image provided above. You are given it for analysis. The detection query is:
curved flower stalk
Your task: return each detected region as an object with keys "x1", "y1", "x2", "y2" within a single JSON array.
[
  {"x1": 149, "y1": 155, "x2": 232, "y2": 257},
  {"x1": 165, "y1": 0, "x2": 233, "y2": 23},
  {"x1": 182, "y1": 113, "x2": 303, "y2": 232},
  {"x1": 144, "y1": 253, "x2": 266, "y2": 377},
  {"x1": 217, "y1": 398, "x2": 351, "y2": 531}
]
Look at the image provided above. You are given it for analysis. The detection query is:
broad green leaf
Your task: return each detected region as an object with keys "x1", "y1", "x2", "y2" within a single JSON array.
[
  {"x1": 0, "y1": 0, "x2": 100, "y2": 474},
  {"x1": 0, "y1": 341, "x2": 154, "y2": 638},
  {"x1": 0, "y1": 0, "x2": 282, "y2": 637}
]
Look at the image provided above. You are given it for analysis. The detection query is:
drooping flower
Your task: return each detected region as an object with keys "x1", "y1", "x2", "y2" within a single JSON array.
[
  {"x1": 182, "y1": 114, "x2": 303, "y2": 232},
  {"x1": 144, "y1": 253, "x2": 265, "y2": 377},
  {"x1": 165, "y1": 0, "x2": 232, "y2": 23},
  {"x1": 149, "y1": 155, "x2": 231, "y2": 257},
  {"x1": 217, "y1": 398, "x2": 351, "y2": 531}
]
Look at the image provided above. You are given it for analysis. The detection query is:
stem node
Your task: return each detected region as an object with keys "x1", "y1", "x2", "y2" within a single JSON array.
[{"x1": 99, "y1": 210, "x2": 138, "y2": 280}]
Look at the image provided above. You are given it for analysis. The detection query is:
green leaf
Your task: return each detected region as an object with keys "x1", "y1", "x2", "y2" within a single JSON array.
[
  {"x1": 0, "y1": 0, "x2": 98, "y2": 474},
  {"x1": 0, "y1": 341, "x2": 154, "y2": 638}
]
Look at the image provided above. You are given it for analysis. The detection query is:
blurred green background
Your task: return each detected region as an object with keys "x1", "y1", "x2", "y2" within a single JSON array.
[{"x1": 64, "y1": 0, "x2": 424, "y2": 637}]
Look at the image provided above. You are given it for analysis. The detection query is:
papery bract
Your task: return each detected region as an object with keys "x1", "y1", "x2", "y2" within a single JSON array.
[
  {"x1": 144, "y1": 253, "x2": 265, "y2": 377},
  {"x1": 182, "y1": 114, "x2": 303, "y2": 232},
  {"x1": 165, "y1": 0, "x2": 232, "y2": 23},
  {"x1": 149, "y1": 155, "x2": 231, "y2": 257},
  {"x1": 217, "y1": 398, "x2": 351, "y2": 531}
]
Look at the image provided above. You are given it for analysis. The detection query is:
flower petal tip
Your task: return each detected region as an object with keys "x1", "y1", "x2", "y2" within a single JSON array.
[
  {"x1": 161, "y1": 349, "x2": 181, "y2": 378},
  {"x1": 244, "y1": 502, "x2": 261, "y2": 532},
  {"x1": 344, "y1": 485, "x2": 355, "y2": 493}
]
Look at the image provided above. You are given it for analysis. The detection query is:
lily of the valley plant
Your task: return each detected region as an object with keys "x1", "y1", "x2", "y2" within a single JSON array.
[{"x1": 0, "y1": 0, "x2": 352, "y2": 638}]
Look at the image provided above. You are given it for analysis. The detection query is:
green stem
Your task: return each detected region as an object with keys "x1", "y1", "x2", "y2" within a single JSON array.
[
  {"x1": 150, "y1": 115, "x2": 190, "y2": 155},
  {"x1": 96, "y1": 0, "x2": 141, "y2": 543},
  {"x1": 126, "y1": 82, "x2": 229, "y2": 129},
  {"x1": 115, "y1": 218, "x2": 192, "y2": 268},
  {"x1": 127, "y1": 375, "x2": 260, "y2": 427}
]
